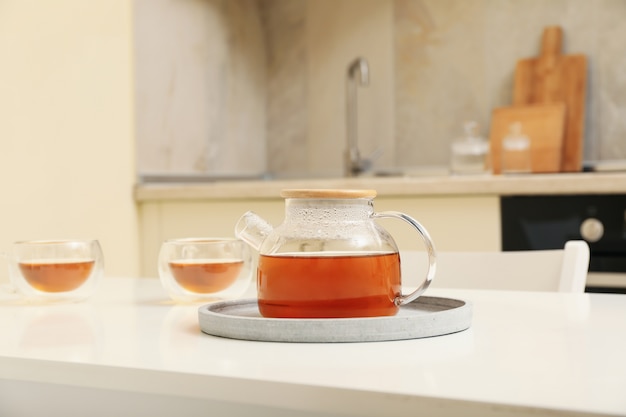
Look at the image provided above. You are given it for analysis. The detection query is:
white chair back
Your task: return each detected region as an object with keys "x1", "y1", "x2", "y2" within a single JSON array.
[{"x1": 401, "y1": 240, "x2": 589, "y2": 293}]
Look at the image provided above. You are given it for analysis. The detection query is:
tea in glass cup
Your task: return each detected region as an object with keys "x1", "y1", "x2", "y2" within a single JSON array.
[
  {"x1": 158, "y1": 238, "x2": 252, "y2": 302},
  {"x1": 8, "y1": 239, "x2": 104, "y2": 302}
]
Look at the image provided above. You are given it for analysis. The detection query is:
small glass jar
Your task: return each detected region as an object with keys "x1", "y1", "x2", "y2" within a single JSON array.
[
  {"x1": 450, "y1": 121, "x2": 491, "y2": 175},
  {"x1": 501, "y1": 122, "x2": 532, "y2": 174}
]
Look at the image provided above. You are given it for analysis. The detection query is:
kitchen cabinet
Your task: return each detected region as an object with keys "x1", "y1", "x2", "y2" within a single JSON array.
[
  {"x1": 139, "y1": 196, "x2": 500, "y2": 277},
  {"x1": 138, "y1": 195, "x2": 499, "y2": 277},
  {"x1": 135, "y1": 172, "x2": 626, "y2": 277}
]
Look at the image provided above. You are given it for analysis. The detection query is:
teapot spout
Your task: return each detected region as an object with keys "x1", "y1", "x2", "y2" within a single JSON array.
[{"x1": 235, "y1": 211, "x2": 273, "y2": 251}]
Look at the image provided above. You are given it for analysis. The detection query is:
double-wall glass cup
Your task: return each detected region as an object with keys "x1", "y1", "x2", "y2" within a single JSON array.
[
  {"x1": 8, "y1": 239, "x2": 104, "y2": 303},
  {"x1": 158, "y1": 238, "x2": 253, "y2": 303}
]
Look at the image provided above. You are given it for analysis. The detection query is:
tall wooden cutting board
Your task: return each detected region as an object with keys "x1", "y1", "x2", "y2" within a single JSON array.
[
  {"x1": 489, "y1": 104, "x2": 566, "y2": 174},
  {"x1": 513, "y1": 26, "x2": 587, "y2": 172}
]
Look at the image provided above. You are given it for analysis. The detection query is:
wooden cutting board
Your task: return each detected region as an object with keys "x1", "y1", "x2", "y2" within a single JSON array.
[
  {"x1": 489, "y1": 104, "x2": 566, "y2": 174},
  {"x1": 513, "y1": 26, "x2": 587, "y2": 172}
]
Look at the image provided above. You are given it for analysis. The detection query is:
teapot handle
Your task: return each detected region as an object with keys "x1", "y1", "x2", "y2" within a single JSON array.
[{"x1": 372, "y1": 211, "x2": 436, "y2": 306}]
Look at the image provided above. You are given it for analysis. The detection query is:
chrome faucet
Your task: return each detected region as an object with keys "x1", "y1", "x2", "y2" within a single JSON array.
[{"x1": 345, "y1": 57, "x2": 372, "y2": 177}]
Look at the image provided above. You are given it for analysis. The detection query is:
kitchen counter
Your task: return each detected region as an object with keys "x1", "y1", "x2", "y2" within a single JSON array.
[
  {"x1": 134, "y1": 172, "x2": 626, "y2": 201},
  {"x1": 1, "y1": 277, "x2": 625, "y2": 416},
  {"x1": 133, "y1": 172, "x2": 626, "y2": 278}
]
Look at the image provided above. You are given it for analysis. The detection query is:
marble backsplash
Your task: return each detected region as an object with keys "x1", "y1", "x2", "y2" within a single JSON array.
[
  {"x1": 134, "y1": 0, "x2": 267, "y2": 177},
  {"x1": 134, "y1": 0, "x2": 626, "y2": 179}
]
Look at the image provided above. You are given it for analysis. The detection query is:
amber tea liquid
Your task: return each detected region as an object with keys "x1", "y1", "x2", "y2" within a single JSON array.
[
  {"x1": 19, "y1": 259, "x2": 95, "y2": 293},
  {"x1": 257, "y1": 251, "x2": 401, "y2": 318},
  {"x1": 169, "y1": 258, "x2": 243, "y2": 293}
]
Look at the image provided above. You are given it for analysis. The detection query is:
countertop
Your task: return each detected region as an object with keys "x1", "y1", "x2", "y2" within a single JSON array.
[
  {"x1": 1, "y1": 277, "x2": 625, "y2": 417},
  {"x1": 134, "y1": 172, "x2": 626, "y2": 201}
]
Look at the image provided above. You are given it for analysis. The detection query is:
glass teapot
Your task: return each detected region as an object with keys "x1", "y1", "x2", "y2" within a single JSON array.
[{"x1": 235, "y1": 189, "x2": 436, "y2": 319}]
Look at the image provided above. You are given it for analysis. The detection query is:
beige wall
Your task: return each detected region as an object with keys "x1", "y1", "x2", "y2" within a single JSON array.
[{"x1": 0, "y1": 0, "x2": 139, "y2": 282}]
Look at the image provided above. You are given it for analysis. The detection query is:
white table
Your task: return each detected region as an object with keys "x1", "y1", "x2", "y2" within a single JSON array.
[{"x1": 0, "y1": 277, "x2": 624, "y2": 417}]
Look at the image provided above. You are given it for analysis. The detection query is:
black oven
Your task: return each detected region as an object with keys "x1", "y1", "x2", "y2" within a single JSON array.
[{"x1": 501, "y1": 194, "x2": 626, "y2": 293}]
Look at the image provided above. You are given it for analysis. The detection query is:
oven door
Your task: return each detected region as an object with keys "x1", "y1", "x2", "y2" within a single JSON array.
[{"x1": 501, "y1": 194, "x2": 626, "y2": 293}]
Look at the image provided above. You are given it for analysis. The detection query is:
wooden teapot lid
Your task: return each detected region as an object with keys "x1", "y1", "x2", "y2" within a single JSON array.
[{"x1": 280, "y1": 189, "x2": 377, "y2": 199}]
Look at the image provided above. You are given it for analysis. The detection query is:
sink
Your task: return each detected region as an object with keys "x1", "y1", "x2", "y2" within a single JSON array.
[
  {"x1": 138, "y1": 172, "x2": 269, "y2": 183},
  {"x1": 138, "y1": 166, "x2": 453, "y2": 184},
  {"x1": 138, "y1": 171, "x2": 344, "y2": 183},
  {"x1": 373, "y1": 166, "x2": 451, "y2": 178}
]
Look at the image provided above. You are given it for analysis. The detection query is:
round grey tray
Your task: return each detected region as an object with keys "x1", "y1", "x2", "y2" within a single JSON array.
[{"x1": 198, "y1": 296, "x2": 472, "y2": 343}]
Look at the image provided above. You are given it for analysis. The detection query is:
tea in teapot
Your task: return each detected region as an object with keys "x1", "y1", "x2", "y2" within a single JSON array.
[{"x1": 235, "y1": 189, "x2": 436, "y2": 319}]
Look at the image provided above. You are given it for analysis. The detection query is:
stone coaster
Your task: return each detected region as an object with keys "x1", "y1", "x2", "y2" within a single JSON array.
[{"x1": 198, "y1": 296, "x2": 472, "y2": 343}]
